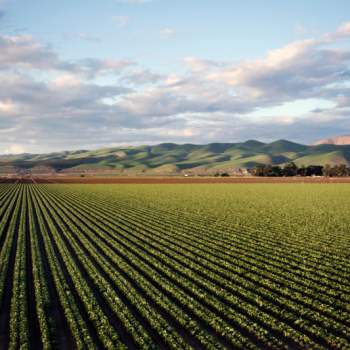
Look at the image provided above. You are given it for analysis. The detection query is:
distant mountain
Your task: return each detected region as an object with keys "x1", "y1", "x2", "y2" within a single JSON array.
[
  {"x1": 1, "y1": 139, "x2": 350, "y2": 175},
  {"x1": 314, "y1": 135, "x2": 350, "y2": 146}
]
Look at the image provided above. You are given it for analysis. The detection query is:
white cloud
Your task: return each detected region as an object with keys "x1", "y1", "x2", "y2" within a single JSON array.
[
  {"x1": 0, "y1": 34, "x2": 134, "y2": 78},
  {"x1": 1, "y1": 22, "x2": 350, "y2": 152},
  {"x1": 333, "y1": 21, "x2": 350, "y2": 39},
  {"x1": 0, "y1": 34, "x2": 58, "y2": 70}
]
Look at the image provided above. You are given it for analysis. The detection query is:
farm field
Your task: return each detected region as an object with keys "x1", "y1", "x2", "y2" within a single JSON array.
[
  {"x1": 3, "y1": 176, "x2": 350, "y2": 184},
  {"x1": 0, "y1": 184, "x2": 349, "y2": 349}
]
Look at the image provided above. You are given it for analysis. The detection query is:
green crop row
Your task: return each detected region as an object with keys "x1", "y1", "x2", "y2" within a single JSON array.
[
  {"x1": 39, "y1": 185, "x2": 341, "y2": 343},
  {"x1": 0, "y1": 183, "x2": 349, "y2": 350}
]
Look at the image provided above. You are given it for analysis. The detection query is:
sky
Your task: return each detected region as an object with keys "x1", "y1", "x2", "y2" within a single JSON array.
[{"x1": 0, "y1": 0, "x2": 350, "y2": 153}]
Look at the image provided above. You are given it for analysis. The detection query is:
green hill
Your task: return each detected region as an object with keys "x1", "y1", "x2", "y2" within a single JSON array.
[{"x1": 1, "y1": 140, "x2": 350, "y2": 174}]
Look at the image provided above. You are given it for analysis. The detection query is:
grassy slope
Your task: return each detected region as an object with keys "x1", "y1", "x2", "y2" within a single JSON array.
[{"x1": 1, "y1": 140, "x2": 350, "y2": 172}]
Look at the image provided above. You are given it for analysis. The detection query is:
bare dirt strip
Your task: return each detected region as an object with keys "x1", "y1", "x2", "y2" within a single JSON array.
[{"x1": 2, "y1": 176, "x2": 350, "y2": 184}]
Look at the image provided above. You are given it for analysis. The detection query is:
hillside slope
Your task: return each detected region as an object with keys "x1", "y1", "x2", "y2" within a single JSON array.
[{"x1": 1, "y1": 140, "x2": 350, "y2": 174}]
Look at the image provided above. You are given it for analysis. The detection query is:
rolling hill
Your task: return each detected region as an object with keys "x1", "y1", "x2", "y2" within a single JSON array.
[{"x1": 1, "y1": 139, "x2": 350, "y2": 175}]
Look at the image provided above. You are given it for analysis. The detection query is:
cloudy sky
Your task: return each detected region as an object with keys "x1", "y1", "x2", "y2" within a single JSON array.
[{"x1": 0, "y1": 0, "x2": 350, "y2": 153}]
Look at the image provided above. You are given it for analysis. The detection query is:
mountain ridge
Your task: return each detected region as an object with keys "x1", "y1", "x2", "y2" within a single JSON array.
[{"x1": 1, "y1": 139, "x2": 350, "y2": 175}]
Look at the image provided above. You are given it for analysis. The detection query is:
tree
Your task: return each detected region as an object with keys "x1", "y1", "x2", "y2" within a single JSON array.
[
  {"x1": 323, "y1": 164, "x2": 332, "y2": 177},
  {"x1": 263, "y1": 165, "x2": 274, "y2": 177},
  {"x1": 251, "y1": 165, "x2": 265, "y2": 177},
  {"x1": 251, "y1": 163, "x2": 349, "y2": 177},
  {"x1": 336, "y1": 164, "x2": 348, "y2": 177},
  {"x1": 297, "y1": 165, "x2": 307, "y2": 177},
  {"x1": 283, "y1": 162, "x2": 298, "y2": 177},
  {"x1": 270, "y1": 166, "x2": 283, "y2": 177},
  {"x1": 305, "y1": 165, "x2": 323, "y2": 176}
]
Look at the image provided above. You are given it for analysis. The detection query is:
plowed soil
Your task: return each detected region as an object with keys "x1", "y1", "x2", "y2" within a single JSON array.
[{"x1": 2, "y1": 176, "x2": 350, "y2": 184}]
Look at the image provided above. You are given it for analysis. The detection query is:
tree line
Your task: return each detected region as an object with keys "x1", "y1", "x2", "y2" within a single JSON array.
[{"x1": 250, "y1": 163, "x2": 350, "y2": 177}]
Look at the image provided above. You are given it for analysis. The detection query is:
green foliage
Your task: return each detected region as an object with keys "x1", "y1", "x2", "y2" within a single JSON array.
[
  {"x1": 323, "y1": 164, "x2": 349, "y2": 177},
  {"x1": 1, "y1": 183, "x2": 350, "y2": 349},
  {"x1": 252, "y1": 163, "x2": 348, "y2": 177}
]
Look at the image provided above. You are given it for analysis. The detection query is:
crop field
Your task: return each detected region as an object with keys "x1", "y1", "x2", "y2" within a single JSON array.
[{"x1": 0, "y1": 184, "x2": 349, "y2": 350}]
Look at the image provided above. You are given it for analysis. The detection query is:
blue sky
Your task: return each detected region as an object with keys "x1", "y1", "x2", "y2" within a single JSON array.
[
  {"x1": 0, "y1": 0, "x2": 350, "y2": 153},
  {"x1": 6, "y1": 0, "x2": 350, "y2": 68}
]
